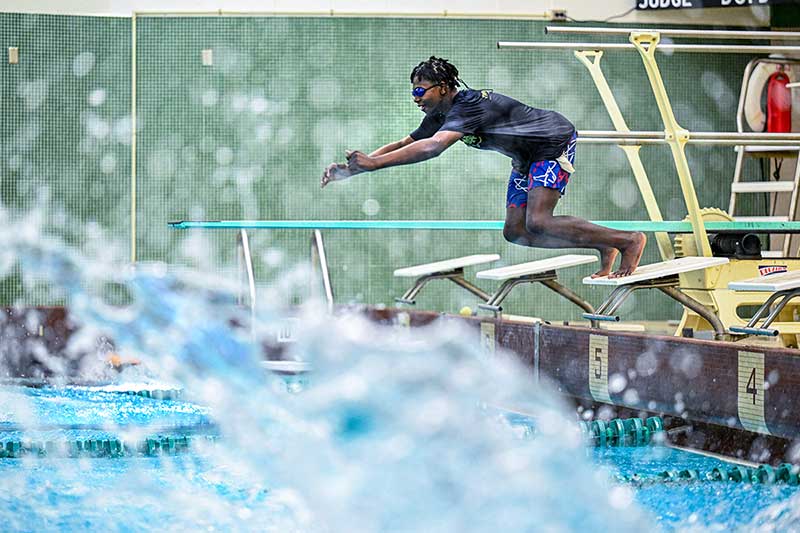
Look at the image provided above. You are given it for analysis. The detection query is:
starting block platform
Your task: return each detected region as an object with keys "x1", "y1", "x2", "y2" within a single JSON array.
[
  {"x1": 728, "y1": 270, "x2": 800, "y2": 337},
  {"x1": 394, "y1": 254, "x2": 599, "y2": 318},
  {"x1": 476, "y1": 254, "x2": 597, "y2": 317},
  {"x1": 583, "y1": 257, "x2": 730, "y2": 338},
  {"x1": 583, "y1": 256, "x2": 730, "y2": 286},
  {"x1": 394, "y1": 254, "x2": 499, "y2": 305}
]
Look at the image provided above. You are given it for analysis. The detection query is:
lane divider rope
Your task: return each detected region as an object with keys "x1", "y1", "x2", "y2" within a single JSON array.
[
  {"x1": 0, "y1": 434, "x2": 218, "y2": 458},
  {"x1": 619, "y1": 463, "x2": 800, "y2": 486},
  {"x1": 578, "y1": 416, "x2": 665, "y2": 448}
]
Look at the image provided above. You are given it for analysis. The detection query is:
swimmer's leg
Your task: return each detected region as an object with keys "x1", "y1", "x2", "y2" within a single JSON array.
[{"x1": 503, "y1": 188, "x2": 645, "y2": 278}]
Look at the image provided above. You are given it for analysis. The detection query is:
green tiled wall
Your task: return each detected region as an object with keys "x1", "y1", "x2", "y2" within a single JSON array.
[
  {"x1": 0, "y1": 14, "x2": 131, "y2": 303},
  {"x1": 2, "y1": 14, "x2": 757, "y2": 320}
]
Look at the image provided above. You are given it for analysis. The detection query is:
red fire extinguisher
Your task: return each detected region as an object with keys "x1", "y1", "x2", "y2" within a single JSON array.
[{"x1": 766, "y1": 71, "x2": 792, "y2": 133}]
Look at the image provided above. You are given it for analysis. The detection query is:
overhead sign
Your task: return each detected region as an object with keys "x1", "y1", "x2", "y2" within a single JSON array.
[{"x1": 636, "y1": 0, "x2": 795, "y2": 9}]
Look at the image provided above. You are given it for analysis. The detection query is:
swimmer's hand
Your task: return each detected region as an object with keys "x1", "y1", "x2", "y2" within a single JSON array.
[
  {"x1": 321, "y1": 150, "x2": 378, "y2": 188},
  {"x1": 321, "y1": 162, "x2": 355, "y2": 188},
  {"x1": 346, "y1": 150, "x2": 378, "y2": 173}
]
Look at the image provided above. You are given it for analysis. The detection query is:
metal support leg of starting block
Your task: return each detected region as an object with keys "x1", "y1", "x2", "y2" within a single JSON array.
[
  {"x1": 477, "y1": 271, "x2": 596, "y2": 325},
  {"x1": 657, "y1": 286, "x2": 726, "y2": 340},
  {"x1": 729, "y1": 288, "x2": 800, "y2": 337},
  {"x1": 583, "y1": 276, "x2": 727, "y2": 340},
  {"x1": 395, "y1": 268, "x2": 491, "y2": 305}
]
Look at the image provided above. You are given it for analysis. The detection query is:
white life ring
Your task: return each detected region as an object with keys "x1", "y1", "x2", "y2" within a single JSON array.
[{"x1": 744, "y1": 61, "x2": 795, "y2": 132}]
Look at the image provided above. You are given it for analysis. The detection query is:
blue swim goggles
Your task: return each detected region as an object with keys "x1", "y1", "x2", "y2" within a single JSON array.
[{"x1": 411, "y1": 84, "x2": 441, "y2": 98}]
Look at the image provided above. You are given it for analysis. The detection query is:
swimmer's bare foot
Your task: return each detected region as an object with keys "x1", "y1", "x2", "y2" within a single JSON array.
[
  {"x1": 591, "y1": 248, "x2": 618, "y2": 278},
  {"x1": 610, "y1": 232, "x2": 646, "y2": 278}
]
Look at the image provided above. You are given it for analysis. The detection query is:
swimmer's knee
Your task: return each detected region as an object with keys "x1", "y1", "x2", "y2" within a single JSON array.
[
  {"x1": 503, "y1": 225, "x2": 523, "y2": 244},
  {"x1": 525, "y1": 215, "x2": 552, "y2": 235}
]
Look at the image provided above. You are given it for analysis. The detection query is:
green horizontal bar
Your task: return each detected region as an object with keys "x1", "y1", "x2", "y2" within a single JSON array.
[
  {"x1": 170, "y1": 220, "x2": 503, "y2": 230},
  {"x1": 168, "y1": 220, "x2": 800, "y2": 233}
]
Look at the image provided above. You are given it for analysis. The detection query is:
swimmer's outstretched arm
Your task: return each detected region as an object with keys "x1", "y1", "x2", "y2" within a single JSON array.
[
  {"x1": 348, "y1": 131, "x2": 462, "y2": 172},
  {"x1": 368, "y1": 136, "x2": 415, "y2": 157},
  {"x1": 320, "y1": 131, "x2": 462, "y2": 188},
  {"x1": 320, "y1": 136, "x2": 414, "y2": 188}
]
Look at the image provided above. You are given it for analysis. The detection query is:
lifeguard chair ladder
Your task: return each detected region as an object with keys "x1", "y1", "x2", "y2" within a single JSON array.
[{"x1": 729, "y1": 58, "x2": 800, "y2": 257}]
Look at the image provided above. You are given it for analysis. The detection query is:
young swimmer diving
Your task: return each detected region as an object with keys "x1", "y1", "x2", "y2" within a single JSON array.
[{"x1": 321, "y1": 56, "x2": 645, "y2": 278}]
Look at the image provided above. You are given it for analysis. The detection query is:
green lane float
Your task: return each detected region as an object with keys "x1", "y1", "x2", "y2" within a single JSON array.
[
  {"x1": 0, "y1": 434, "x2": 217, "y2": 459},
  {"x1": 119, "y1": 388, "x2": 183, "y2": 400},
  {"x1": 620, "y1": 463, "x2": 800, "y2": 486},
  {"x1": 776, "y1": 464, "x2": 800, "y2": 485},
  {"x1": 583, "y1": 416, "x2": 799, "y2": 486},
  {"x1": 581, "y1": 416, "x2": 664, "y2": 448}
]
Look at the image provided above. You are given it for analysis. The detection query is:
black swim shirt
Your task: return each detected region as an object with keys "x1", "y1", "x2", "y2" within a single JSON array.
[{"x1": 409, "y1": 89, "x2": 576, "y2": 173}]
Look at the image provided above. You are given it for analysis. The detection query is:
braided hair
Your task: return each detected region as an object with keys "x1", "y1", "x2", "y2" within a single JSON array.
[{"x1": 410, "y1": 56, "x2": 461, "y2": 90}]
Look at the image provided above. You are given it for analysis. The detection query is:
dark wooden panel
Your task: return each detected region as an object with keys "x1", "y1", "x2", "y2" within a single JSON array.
[
  {"x1": 539, "y1": 325, "x2": 591, "y2": 398},
  {"x1": 381, "y1": 310, "x2": 800, "y2": 441},
  {"x1": 538, "y1": 324, "x2": 800, "y2": 440},
  {"x1": 541, "y1": 326, "x2": 737, "y2": 421},
  {"x1": 0, "y1": 306, "x2": 77, "y2": 378},
  {"x1": 496, "y1": 321, "x2": 536, "y2": 366},
  {"x1": 764, "y1": 353, "x2": 800, "y2": 437}
]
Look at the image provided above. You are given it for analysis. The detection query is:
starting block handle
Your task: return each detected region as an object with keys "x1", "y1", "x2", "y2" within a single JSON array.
[
  {"x1": 396, "y1": 268, "x2": 491, "y2": 306},
  {"x1": 732, "y1": 287, "x2": 800, "y2": 336},
  {"x1": 477, "y1": 303, "x2": 503, "y2": 316},
  {"x1": 593, "y1": 285, "x2": 637, "y2": 317},
  {"x1": 396, "y1": 272, "x2": 448, "y2": 305},
  {"x1": 583, "y1": 313, "x2": 620, "y2": 322},
  {"x1": 396, "y1": 271, "x2": 457, "y2": 305},
  {"x1": 484, "y1": 276, "x2": 538, "y2": 308},
  {"x1": 729, "y1": 326, "x2": 780, "y2": 337},
  {"x1": 743, "y1": 290, "x2": 790, "y2": 330}
]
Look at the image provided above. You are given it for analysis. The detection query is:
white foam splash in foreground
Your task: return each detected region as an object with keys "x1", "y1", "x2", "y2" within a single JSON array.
[{"x1": 0, "y1": 216, "x2": 658, "y2": 531}]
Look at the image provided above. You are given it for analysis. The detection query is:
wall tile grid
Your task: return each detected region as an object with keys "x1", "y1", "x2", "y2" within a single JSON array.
[{"x1": 1, "y1": 14, "x2": 752, "y2": 319}]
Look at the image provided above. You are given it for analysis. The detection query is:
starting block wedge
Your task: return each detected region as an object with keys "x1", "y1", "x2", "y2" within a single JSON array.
[
  {"x1": 393, "y1": 254, "x2": 500, "y2": 305},
  {"x1": 475, "y1": 254, "x2": 597, "y2": 316},
  {"x1": 728, "y1": 270, "x2": 800, "y2": 337},
  {"x1": 582, "y1": 257, "x2": 729, "y2": 337}
]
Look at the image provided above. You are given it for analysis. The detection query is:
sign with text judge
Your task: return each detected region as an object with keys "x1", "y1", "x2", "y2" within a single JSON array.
[{"x1": 636, "y1": 0, "x2": 797, "y2": 10}]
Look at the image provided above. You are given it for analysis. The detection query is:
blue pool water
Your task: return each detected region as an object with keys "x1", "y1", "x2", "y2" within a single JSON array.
[{"x1": 1, "y1": 382, "x2": 799, "y2": 532}]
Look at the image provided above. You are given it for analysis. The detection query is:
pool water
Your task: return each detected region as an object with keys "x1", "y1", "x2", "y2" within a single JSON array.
[{"x1": 1, "y1": 382, "x2": 798, "y2": 532}]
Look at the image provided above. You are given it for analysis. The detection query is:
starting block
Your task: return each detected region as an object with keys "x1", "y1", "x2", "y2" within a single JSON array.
[
  {"x1": 728, "y1": 270, "x2": 800, "y2": 337},
  {"x1": 583, "y1": 257, "x2": 730, "y2": 337},
  {"x1": 475, "y1": 254, "x2": 597, "y2": 317},
  {"x1": 394, "y1": 254, "x2": 500, "y2": 305}
]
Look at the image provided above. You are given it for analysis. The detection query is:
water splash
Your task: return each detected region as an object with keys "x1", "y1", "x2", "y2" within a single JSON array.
[{"x1": 0, "y1": 219, "x2": 654, "y2": 531}]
